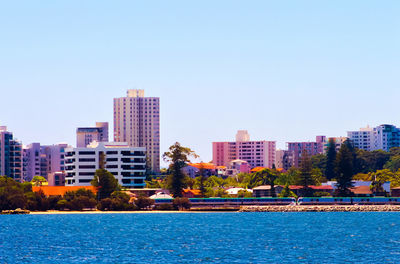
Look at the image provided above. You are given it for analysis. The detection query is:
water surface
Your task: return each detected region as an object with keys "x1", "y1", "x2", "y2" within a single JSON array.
[{"x1": 0, "y1": 212, "x2": 399, "y2": 263}]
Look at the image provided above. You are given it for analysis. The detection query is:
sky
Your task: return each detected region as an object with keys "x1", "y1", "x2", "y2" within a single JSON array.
[{"x1": 0, "y1": 1, "x2": 399, "y2": 166}]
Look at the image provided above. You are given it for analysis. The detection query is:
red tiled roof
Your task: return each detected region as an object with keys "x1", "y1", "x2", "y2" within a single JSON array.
[
  {"x1": 251, "y1": 167, "x2": 266, "y2": 173},
  {"x1": 350, "y1": 185, "x2": 372, "y2": 195},
  {"x1": 183, "y1": 189, "x2": 202, "y2": 195}
]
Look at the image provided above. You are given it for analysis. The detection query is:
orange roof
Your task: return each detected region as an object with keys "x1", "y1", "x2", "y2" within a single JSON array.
[
  {"x1": 32, "y1": 186, "x2": 98, "y2": 196},
  {"x1": 188, "y1": 163, "x2": 217, "y2": 170},
  {"x1": 183, "y1": 189, "x2": 202, "y2": 195},
  {"x1": 251, "y1": 167, "x2": 266, "y2": 172}
]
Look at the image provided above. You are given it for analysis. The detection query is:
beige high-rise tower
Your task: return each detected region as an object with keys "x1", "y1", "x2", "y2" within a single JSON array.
[{"x1": 114, "y1": 89, "x2": 160, "y2": 172}]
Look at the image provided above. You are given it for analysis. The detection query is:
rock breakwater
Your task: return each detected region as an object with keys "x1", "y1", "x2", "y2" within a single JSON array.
[{"x1": 239, "y1": 205, "x2": 400, "y2": 212}]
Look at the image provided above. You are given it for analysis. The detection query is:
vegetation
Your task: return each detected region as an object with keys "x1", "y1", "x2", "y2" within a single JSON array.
[
  {"x1": 163, "y1": 142, "x2": 198, "y2": 197},
  {"x1": 173, "y1": 197, "x2": 191, "y2": 210},
  {"x1": 299, "y1": 151, "x2": 314, "y2": 196},
  {"x1": 91, "y1": 169, "x2": 120, "y2": 200},
  {"x1": 335, "y1": 141, "x2": 354, "y2": 196}
]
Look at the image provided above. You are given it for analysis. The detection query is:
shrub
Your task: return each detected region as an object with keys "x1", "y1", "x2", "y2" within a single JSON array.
[
  {"x1": 154, "y1": 203, "x2": 174, "y2": 211},
  {"x1": 134, "y1": 196, "x2": 155, "y2": 210},
  {"x1": 173, "y1": 197, "x2": 191, "y2": 210}
]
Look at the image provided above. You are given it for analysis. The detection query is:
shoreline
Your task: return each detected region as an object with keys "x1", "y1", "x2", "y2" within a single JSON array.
[{"x1": 239, "y1": 205, "x2": 400, "y2": 212}]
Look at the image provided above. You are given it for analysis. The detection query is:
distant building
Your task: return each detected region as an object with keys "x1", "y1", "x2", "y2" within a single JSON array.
[
  {"x1": 287, "y1": 136, "x2": 326, "y2": 167},
  {"x1": 347, "y1": 126, "x2": 375, "y2": 151},
  {"x1": 64, "y1": 141, "x2": 146, "y2": 188},
  {"x1": 114, "y1": 89, "x2": 160, "y2": 173},
  {"x1": 275, "y1": 149, "x2": 294, "y2": 171},
  {"x1": 347, "y1": 124, "x2": 400, "y2": 152},
  {"x1": 76, "y1": 122, "x2": 109, "y2": 148},
  {"x1": 323, "y1": 137, "x2": 348, "y2": 153},
  {"x1": 0, "y1": 126, "x2": 22, "y2": 182},
  {"x1": 212, "y1": 130, "x2": 276, "y2": 169},
  {"x1": 47, "y1": 171, "x2": 66, "y2": 186},
  {"x1": 183, "y1": 163, "x2": 217, "y2": 178},
  {"x1": 23, "y1": 143, "x2": 69, "y2": 182}
]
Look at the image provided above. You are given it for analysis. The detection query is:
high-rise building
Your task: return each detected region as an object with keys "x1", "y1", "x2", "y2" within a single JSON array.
[
  {"x1": 113, "y1": 89, "x2": 160, "y2": 172},
  {"x1": 0, "y1": 126, "x2": 22, "y2": 182},
  {"x1": 76, "y1": 122, "x2": 109, "y2": 148},
  {"x1": 212, "y1": 130, "x2": 276, "y2": 168},
  {"x1": 287, "y1": 136, "x2": 326, "y2": 167},
  {"x1": 64, "y1": 141, "x2": 146, "y2": 188},
  {"x1": 347, "y1": 124, "x2": 400, "y2": 152}
]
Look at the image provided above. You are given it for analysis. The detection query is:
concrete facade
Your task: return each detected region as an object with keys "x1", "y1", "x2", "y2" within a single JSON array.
[
  {"x1": 212, "y1": 131, "x2": 276, "y2": 169},
  {"x1": 64, "y1": 141, "x2": 146, "y2": 188},
  {"x1": 114, "y1": 89, "x2": 160, "y2": 173},
  {"x1": 287, "y1": 136, "x2": 326, "y2": 168},
  {"x1": 76, "y1": 122, "x2": 109, "y2": 148}
]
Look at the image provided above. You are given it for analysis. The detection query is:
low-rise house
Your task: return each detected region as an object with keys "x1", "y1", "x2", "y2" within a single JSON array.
[
  {"x1": 252, "y1": 185, "x2": 284, "y2": 197},
  {"x1": 226, "y1": 187, "x2": 252, "y2": 197},
  {"x1": 32, "y1": 186, "x2": 97, "y2": 197},
  {"x1": 183, "y1": 189, "x2": 202, "y2": 198}
]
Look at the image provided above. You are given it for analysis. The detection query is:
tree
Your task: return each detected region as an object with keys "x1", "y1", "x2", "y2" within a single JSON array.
[
  {"x1": 311, "y1": 154, "x2": 327, "y2": 172},
  {"x1": 275, "y1": 168, "x2": 301, "y2": 186},
  {"x1": 335, "y1": 143, "x2": 354, "y2": 196},
  {"x1": 369, "y1": 169, "x2": 392, "y2": 195},
  {"x1": 163, "y1": 142, "x2": 198, "y2": 197},
  {"x1": 279, "y1": 184, "x2": 297, "y2": 198},
  {"x1": 384, "y1": 155, "x2": 400, "y2": 172},
  {"x1": 299, "y1": 151, "x2": 314, "y2": 196},
  {"x1": 91, "y1": 169, "x2": 120, "y2": 200},
  {"x1": 237, "y1": 189, "x2": 253, "y2": 198},
  {"x1": 134, "y1": 196, "x2": 155, "y2": 210},
  {"x1": 326, "y1": 138, "x2": 337, "y2": 180},
  {"x1": 31, "y1": 176, "x2": 48, "y2": 187},
  {"x1": 251, "y1": 169, "x2": 278, "y2": 197},
  {"x1": 173, "y1": 197, "x2": 191, "y2": 210}
]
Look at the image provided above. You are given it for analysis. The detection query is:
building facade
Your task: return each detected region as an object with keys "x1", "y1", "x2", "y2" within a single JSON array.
[
  {"x1": 287, "y1": 136, "x2": 326, "y2": 168},
  {"x1": 212, "y1": 130, "x2": 276, "y2": 169},
  {"x1": 76, "y1": 122, "x2": 109, "y2": 148},
  {"x1": 0, "y1": 126, "x2": 22, "y2": 182},
  {"x1": 64, "y1": 142, "x2": 146, "y2": 188},
  {"x1": 347, "y1": 124, "x2": 400, "y2": 152},
  {"x1": 114, "y1": 89, "x2": 160, "y2": 173},
  {"x1": 23, "y1": 143, "x2": 69, "y2": 182}
]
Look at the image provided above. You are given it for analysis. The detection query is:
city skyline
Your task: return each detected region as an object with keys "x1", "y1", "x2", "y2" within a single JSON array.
[{"x1": 1, "y1": 1, "x2": 399, "y2": 164}]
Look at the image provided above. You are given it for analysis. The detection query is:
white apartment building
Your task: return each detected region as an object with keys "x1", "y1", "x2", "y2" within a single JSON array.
[
  {"x1": 347, "y1": 124, "x2": 400, "y2": 152},
  {"x1": 76, "y1": 122, "x2": 109, "y2": 148},
  {"x1": 64, "y1": 141, "x2": 146, "y2": 188},
  {"x1": 114, "y1": 89, "x2": 160, "y2": 172}
]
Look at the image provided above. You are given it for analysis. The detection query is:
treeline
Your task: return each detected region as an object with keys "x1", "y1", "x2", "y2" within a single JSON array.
[{"x1": 151, "y1": 141, "x2": 400, "y2": 198}]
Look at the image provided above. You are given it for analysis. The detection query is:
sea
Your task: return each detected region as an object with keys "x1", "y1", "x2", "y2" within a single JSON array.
[{"x1": 0, "y1": 212, "x2": 399, "y2": 263}]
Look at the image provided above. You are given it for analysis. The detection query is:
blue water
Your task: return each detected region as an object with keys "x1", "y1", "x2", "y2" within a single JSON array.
[{"x1": 0, "y1": 213, "x2": 399, "y2": 263}]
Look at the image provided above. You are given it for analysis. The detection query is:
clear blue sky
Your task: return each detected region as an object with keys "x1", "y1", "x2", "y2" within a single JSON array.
[{"x1": 1, "y1": 1, "x2": 399, "y2": 165}]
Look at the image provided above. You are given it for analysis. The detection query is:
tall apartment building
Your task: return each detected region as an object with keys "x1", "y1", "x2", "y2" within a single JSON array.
[
  {"x1": 0, "y1": 126, "x2": 22, "y2": 182},
  {"x1": 212, "y1": 130, "x2": 276, "y2": 169},
  {"x1": 64, "y1": 142, "x2": 146, "y2": 188},
  {"x1": 287, "y1": 136, "x2": 326, "y2": 167},
  {"x1": 348, "y1": 125, "x2": 400, "y2": 152},
  {"x1": 23, "y1": 143, "x2": 69, "y2": 181},
  {"x1": 76, "y1": 122, "x2": 109, "y2": 147},
  {"x1": 347, "y1": 126, "x2": 374, "y2": 151},
  {"x1": 114, "y1": 89, "x2": 160, "y2": 172}
]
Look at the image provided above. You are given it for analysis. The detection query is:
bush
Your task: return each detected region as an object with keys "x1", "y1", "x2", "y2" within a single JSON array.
[
  {"x1": 173, "y1": 197, "x2": 191, "y2": 210},
  {"x1": 56, "y1": 199, "x2": 69, "y2": 210},
  {"x1": 154, "y1": 203, "x2": 174, "y2": 211},
  {"x1": 134, "y1": 196, "x2": 155, "y2": 210}
]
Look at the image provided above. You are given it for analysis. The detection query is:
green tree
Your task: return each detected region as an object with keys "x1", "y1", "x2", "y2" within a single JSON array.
[
  {"x1": 163, "y1": 142, "x2": 198, "y2": 197},
  {"x1": 279, "y1": 184, "x2": 297, "y2": 198},
  {"x1": 384, "y1": 155, "x2": 400, "y2": 172},
  {"x1": 299, "y1": 151, "x2": 314, "y2": 196},
  {"x1": 237, "y1": 189, "x2": 253, "y2": 198},
  {"x1": 326, "y1": 138, "x2": 337, "y2": 180},
  {"x1": 173, "y1": 197, "x2": 191, "y2": 210},
  {"x1": 311, "y1": 154, "x2": 327, "y2": 172},
  {"x1": 31, "y1": 176, "x2": 47, "y2": 187},
  {"x1": 369, "y1": 169, "x2": 392, "y2": 195},
  {"x1": 91, "y1": 169, "x2": 120, "y2": 200},
  {"x1": 251, "y1": 169, "x2": 278, "y2": 197},
  {"x1": 335, "y1": 143, "x2": 354, "y2": 196},
  {"x1": 275, "y1": 168, "x2": 301, "y2": 186}
]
